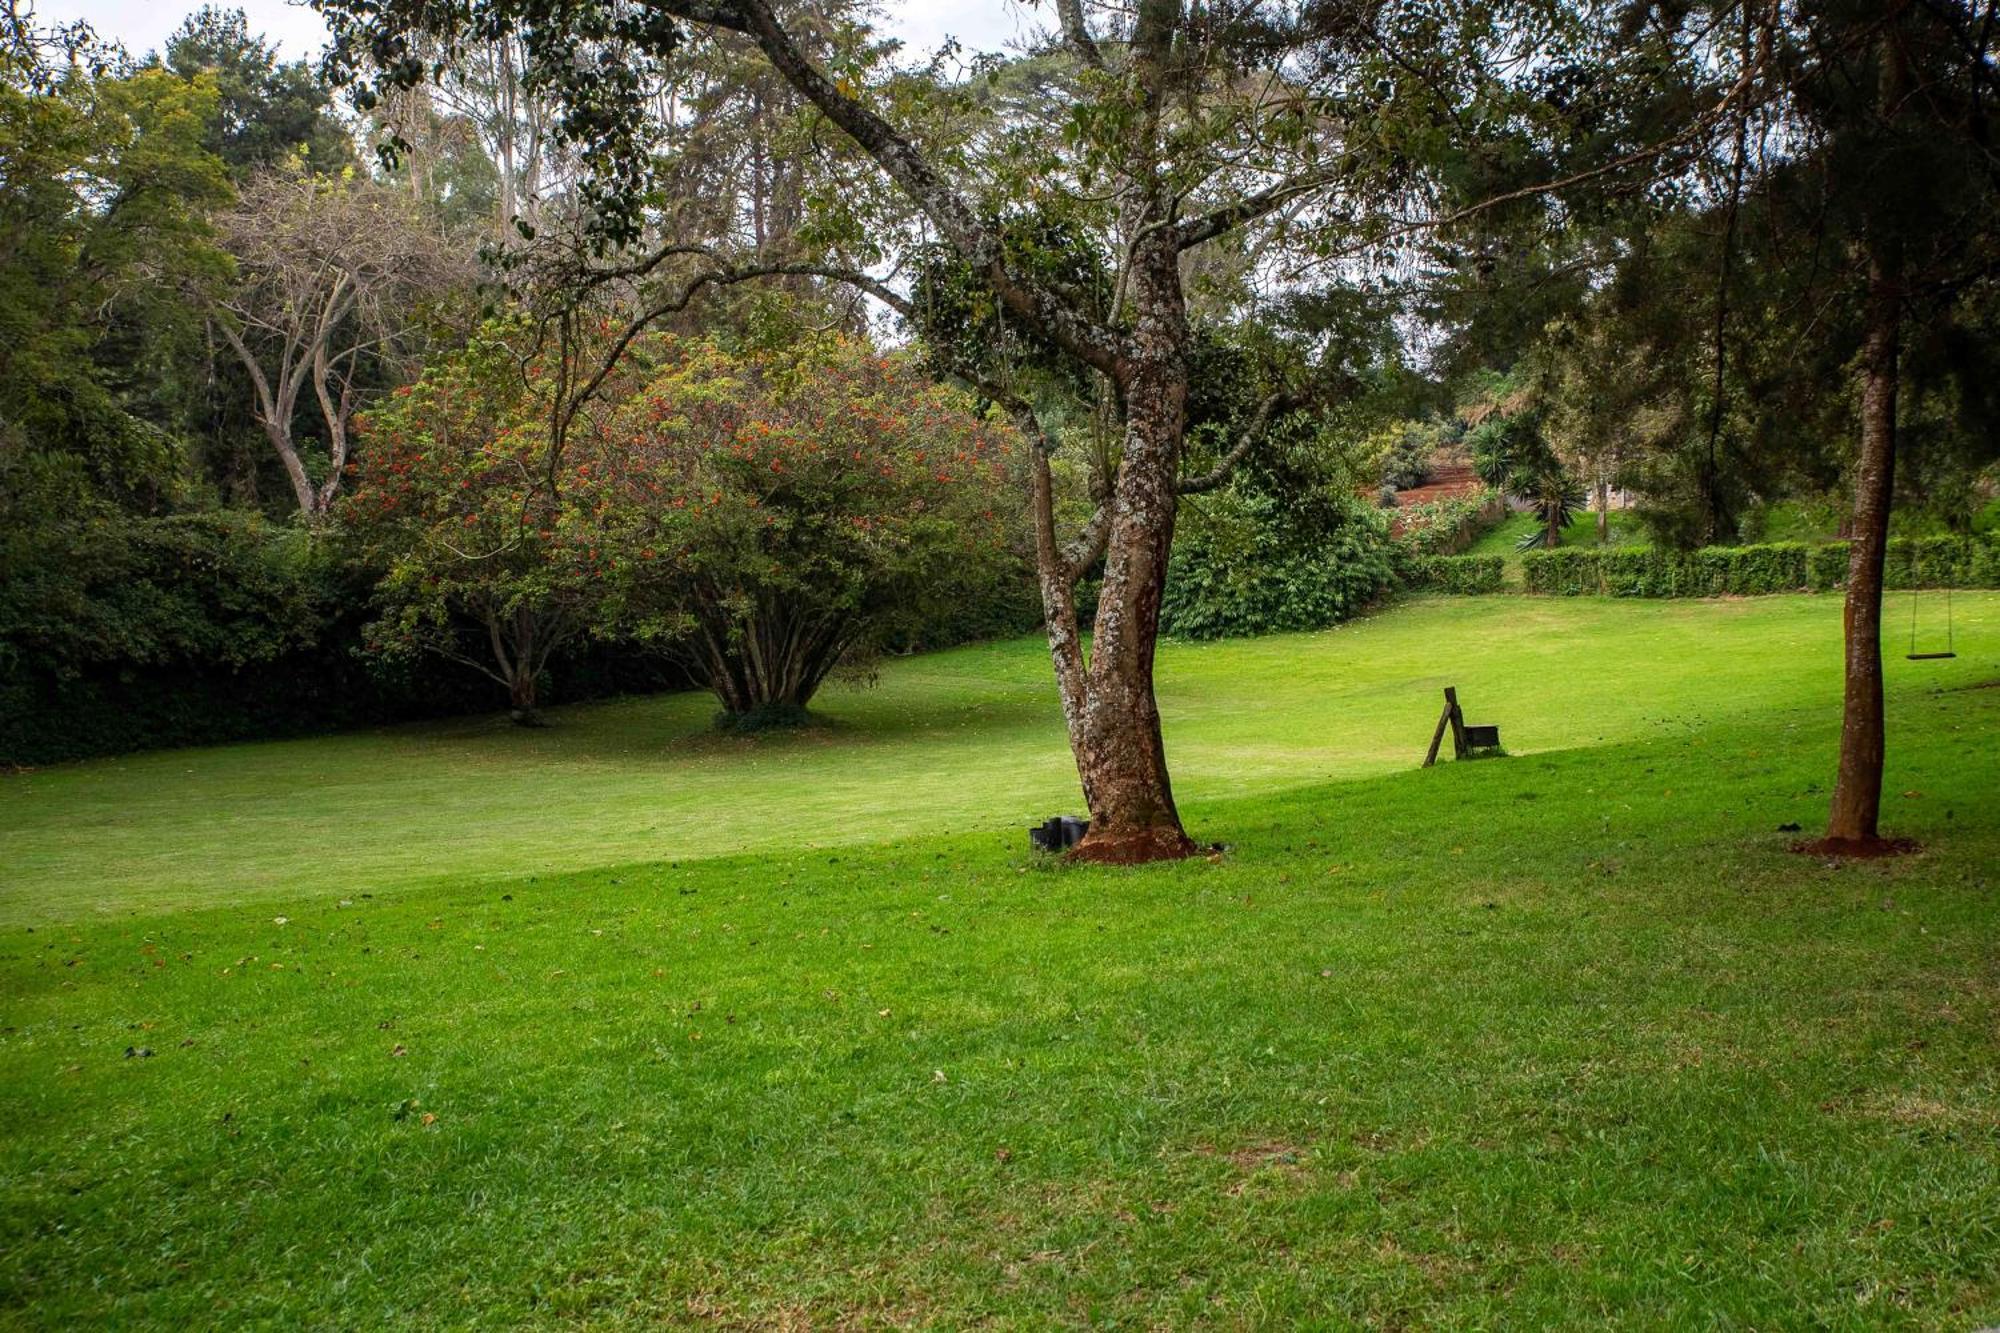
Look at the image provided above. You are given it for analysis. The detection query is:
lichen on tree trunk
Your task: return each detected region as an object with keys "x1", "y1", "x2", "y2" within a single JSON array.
[{"x1": 1032, "y1": 232, "x2": 1200, "y2": 864}]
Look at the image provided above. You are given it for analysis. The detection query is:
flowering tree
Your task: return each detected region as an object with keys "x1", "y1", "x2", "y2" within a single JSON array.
[
  {"x1": 346, "y1": 327, "x2": 1023, "y2": 725},
  {"x1": 617, "y1": 335, "x2": 1023, "y2": 726},
  {"x1": 342, "y1": 325, "x2": 666, "y2": 722}
]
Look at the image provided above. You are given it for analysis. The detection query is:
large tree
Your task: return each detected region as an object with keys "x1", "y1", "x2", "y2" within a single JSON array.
[
  {"x1": 1, "y1": 12, "x2": 231, "y2": 520},
  {"x1": 1797, "y1": 1, "x2": 2000, "y2": 852},
  {"x1": 211, "y1": 166, "x2": 467, "y2": 521},
  {"x1": 319, "y1": 0, "x2": 1759, "y2": 860},
  {"x1": 157, "y1": 6, "x2": 354, "y2": 177}
]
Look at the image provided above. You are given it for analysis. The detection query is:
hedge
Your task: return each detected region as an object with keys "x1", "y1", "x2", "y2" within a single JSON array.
[
  {"x1": 1161, "y1": 494, "x2": 1397, "y2": 639},
  {"x1": 1520, "y1": 534, "x2": 2000, "y2": 597},
  {"x1": 2, "y1": 508, "x2": 1039, "y2": 766},
  {"x1": 1401, "y1": 554, "x2": 1507, "y2": 594},
  {"x1": 1391, "y1": 490, "x2": 1504, "y2": 557},
  {"x1": 0, "y1": 513, "x2": 684, "y2": 766}
]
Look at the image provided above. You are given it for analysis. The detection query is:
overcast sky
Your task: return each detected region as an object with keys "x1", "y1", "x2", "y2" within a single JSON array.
[{"x1": 35, "y1": 0, "x2": 1035, "y2": 66}]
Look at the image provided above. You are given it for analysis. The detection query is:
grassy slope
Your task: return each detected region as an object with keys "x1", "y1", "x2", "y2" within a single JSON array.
[
  {"x1": 7, "y1": 594, "x2": 1998, "y2": 924},
  {"x1": 2, "y1": 595, "x2": 1997, "y2": 1326},
  {"x1": 1461, "y1": 512, "x2": 1650, "y2": 576}
]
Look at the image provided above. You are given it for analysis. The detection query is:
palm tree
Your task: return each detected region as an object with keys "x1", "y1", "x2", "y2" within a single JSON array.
[{"x1": 1469, "y1": 411, "x2": 1584, "y2": 550}]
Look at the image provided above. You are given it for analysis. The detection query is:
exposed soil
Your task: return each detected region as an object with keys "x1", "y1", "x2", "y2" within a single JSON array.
[
  {"x1": 1388, "y1": 461, "x2": 1485, "y2": 511},
  {"x1": 1068, "y1": 825, "x2": 1200, "y2": 864}
]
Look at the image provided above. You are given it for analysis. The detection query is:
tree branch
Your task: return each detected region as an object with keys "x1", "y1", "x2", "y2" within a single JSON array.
[
  {"x1": 1177, "y1": 391, "x2": 1297, "y2": 495},
  {"x1": 653, "y1": 0, "x2": 1127, "y2": 376},
  {"x1": 1055, "y1": 0, "x2": 1105, "y2": 70}
]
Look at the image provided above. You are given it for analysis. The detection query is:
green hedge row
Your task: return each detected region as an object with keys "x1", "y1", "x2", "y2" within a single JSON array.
[
  {"x1": 1, "y1": 508, "x2": 1041, "y2": 767},
  {"x1": 1401, "y1": 554, "x2": 1508, "y2": 594},
  {"x1": 1520, "y1": 535, "x2": 2000, "y2": 597},
  {"x1": 1392, "y1": 491, "x2": 1503, "y2": 557},
  {"x1": 0, "y1": 513, "x2": 685, "y2": 766}
]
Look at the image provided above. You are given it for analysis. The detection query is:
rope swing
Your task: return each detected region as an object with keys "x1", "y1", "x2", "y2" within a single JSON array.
[{"x1": 1906, "y1": 582, "x2": 1957, "y2": 661}]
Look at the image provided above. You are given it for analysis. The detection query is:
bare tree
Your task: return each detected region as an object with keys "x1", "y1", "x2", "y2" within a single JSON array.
[{"x1": 211, "y1": 167, "x2": 468, "y2": 520}]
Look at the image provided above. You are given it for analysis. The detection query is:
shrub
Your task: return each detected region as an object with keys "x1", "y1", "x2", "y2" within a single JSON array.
[
  {"x1": 0, "y1": 511, "x2": 326, "y2": 682},
  {"x1": 1521, "y1": 535, "x2": 2000, "y2": 597},
  {"x1": 0, "y1": 510, "x2": 687, "y2": 766},
  {"x1": 1808, "y1": 542, "x2": 1851, "y2": 591},
  {"x1": 1520, "y1": 547, "x2": 1607, "y2": 595},
  {"x1": 1378, "y1": 425, "x2": 1434, "y2": 491},
  {"x1": 1401, "y1": 554, "x2": 1507, "y2": 594},
  {"x1": 1393, "y1": 489, "x2": 1502, "y2": 556},
  {"x1": 0, "y1": 513, "x2": 466, "y2": 764},
  {"x1": 1162, "y1": 491, "x2": 1396, "y2": 638},
  {"x1": 1884, "y1": 535, "x2": 2000, "y2": 589}
]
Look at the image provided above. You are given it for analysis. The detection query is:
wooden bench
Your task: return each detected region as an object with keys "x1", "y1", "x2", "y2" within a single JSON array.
[{"x1": 1423, "y1": 687, "x2": 1502, "y2": 766}]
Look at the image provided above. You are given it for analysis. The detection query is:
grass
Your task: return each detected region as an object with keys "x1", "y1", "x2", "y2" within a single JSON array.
[
  {"x1": 3, "y1": 594, "x2": 1998, "y2": 1326},
  {"x1": 9, "y1": 593, "x2": 1997, "y2": 925},
  {"x1": 1461, "y1": 511, "x2": 1650, "y2": 575}
]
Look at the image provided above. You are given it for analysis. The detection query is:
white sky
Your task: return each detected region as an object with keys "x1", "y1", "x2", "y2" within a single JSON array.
[{"x1": 33, "y1": 0, "x2": 1035, "y2": 66}]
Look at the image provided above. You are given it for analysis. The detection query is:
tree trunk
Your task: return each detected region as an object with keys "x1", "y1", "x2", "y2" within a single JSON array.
[
  {"x1": 492, "y1": 606, "x2": 543, "y2": 726},
  {"x1": 508, "y1": 668, "x2": 541, "y2": 725},
  {"x1": 1821, "y1": 239, "x2": 1902, "y2": 850},
  {"x1": 1064, "y1": 236, "x2": 1198, "y2": 864},
  {"x1": 1819, "y1": 26, "x2": 1913, "y2": 856},
  {"x1": 1596, "y1": 474, "x2": 1609, "y2": 545},
  {"x1": 695, "y1": 605, "x2": 842, "y2": 728},
  {"x1": 657, "y1": 0, "x2": 1199, "y2": 857},
  {"x1": 497, "y1": 39, "x2": 519, "y2": 242}
]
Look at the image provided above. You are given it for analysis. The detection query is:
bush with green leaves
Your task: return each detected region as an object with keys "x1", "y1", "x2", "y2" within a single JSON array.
[
  {"x1": 0, "y1": 513, "x2": 472, "y2": 764},
  {"x1": 1838, "y1": 535, "x2": 2000, "y2": 591},
  {"x1": 1162, "y1": 488, "x2": 1396, "y2": 639},
  {"x1": 0, "y1": 511, "x2": 323, "y2": 686},
  {"x1": 1377, "y1": 423, "x2": 1436, "y2": 491},
  {"x1": 1393, "y1": 489, "x2": 1503, "y2": 556},
  {"x1": 1522, "y1": 535, "x2": 2000, "y2": 597},
  {"x1": 0, "y1": 503, "x2": 690, "y2": 764},
  {"x1": 1401, "y1": 554, "x2": 1508, "y2": 594}
]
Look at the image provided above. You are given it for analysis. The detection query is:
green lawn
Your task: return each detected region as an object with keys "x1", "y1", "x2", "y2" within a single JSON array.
[
  {"x1": 9, "y1": 594, "x2": 1998, "y2": 925},
  {"x1": 1461, "y1": 510, "x2": 1651, "y2": 575},
  {"x1": 3, "y1": 595, "x2": 1998, "y2": 1326}
]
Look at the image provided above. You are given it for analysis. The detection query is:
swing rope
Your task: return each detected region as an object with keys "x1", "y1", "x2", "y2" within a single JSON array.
[{"x1": 1906, "y1": 571, "x2": 1957, "y2": 661}]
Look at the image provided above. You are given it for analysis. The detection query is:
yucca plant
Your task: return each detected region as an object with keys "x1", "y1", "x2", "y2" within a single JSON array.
[
  {"x1": 1470, "y1": 411, "x2": 1587, "y2": 550},
  {"x1": 1514, "y1": 467, "x2": 1589, "y2": 550}
]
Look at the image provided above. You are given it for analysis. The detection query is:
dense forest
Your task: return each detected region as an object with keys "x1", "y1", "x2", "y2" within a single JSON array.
[{"x1": 4, "y1": 0, "x2": 1996, "y2": 849}]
